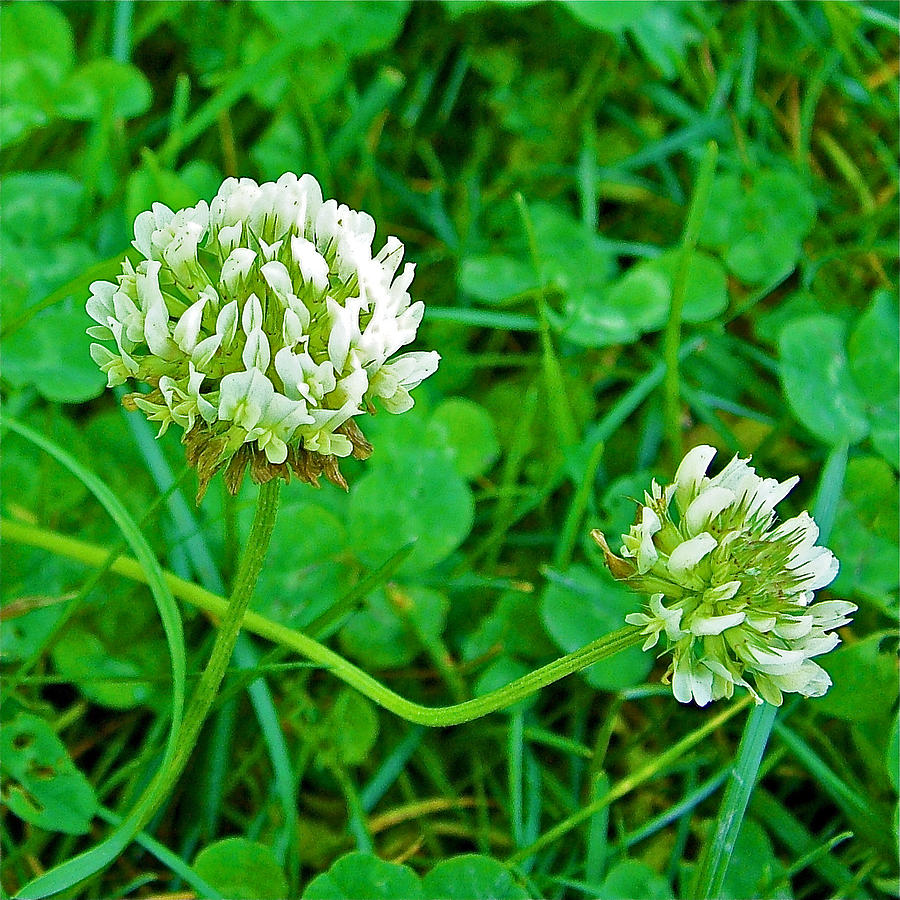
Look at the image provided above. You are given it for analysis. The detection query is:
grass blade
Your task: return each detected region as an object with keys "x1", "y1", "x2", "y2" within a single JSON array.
[{"x1": 3, "y1": 416, "x2": 186, "y2": 899}]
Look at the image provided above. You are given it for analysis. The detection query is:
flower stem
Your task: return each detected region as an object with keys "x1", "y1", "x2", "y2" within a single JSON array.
[
  {"x1": 4, "y1": 516, "x2": 641, "y2": 726},
  {"x1": 146, "y1": 478, "x2": 281, "y2": 818},
  {"x1": 663, "y1": 140, "x2": 718, "y2": 466}
]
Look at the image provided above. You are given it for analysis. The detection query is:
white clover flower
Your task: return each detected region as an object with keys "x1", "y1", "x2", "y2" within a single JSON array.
[
  {"x1": 87, "y1": 173, "x2": 440, "y2": 499},
  {"x1": 592, "y1": 446, "x2": 855, "y2": 707}
]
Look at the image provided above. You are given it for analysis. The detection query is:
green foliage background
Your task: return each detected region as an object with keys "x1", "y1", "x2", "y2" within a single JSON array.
[{"x1": 1, "y1": 1, "x2": 897, "y2": 898}]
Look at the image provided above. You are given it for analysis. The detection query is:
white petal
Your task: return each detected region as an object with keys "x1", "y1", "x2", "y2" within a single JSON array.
[
  {"x1": 218, "y1": 368, "x2": 273, "y2": 430},
  {"x1": 215, "y1": 300, "x2": 239, "y2": 348},
  {"x1": 674, "y1": 445, "x2": 716, "y2": 511},
  {"x1": 704, "y1": 580, "x2": 741, "y2": 603},
  {"x1": 173, "y1": 295, "x2": 207, "y2": 353},
  {"x1": 241, "y1": 293, "x2": 264, "y2": 335},
  {"x1": 773, "y1": 615, "x2": 813, "y2": 640},
  {"x1": 808, "y1": 600, "x2": 856, "y2": 629},
  {"x1": 685, "y1": 485, "x2": 735, "y2": 534},
  {"x1": 775, "y1": 511, "x2": 819, "y2": 551},
  {"x1": 260, "y1": 260, "x2": 295, "y2": 299},
  {"x1": 291, "y1": 234, "x2": 330, "y2": 292},
  {"x1": 242, "y1": 328, "x2": 271, "y2": 371},
  {"x1": 282, "y1": 308, "x2": 305, "y2": 346},
  {"x1": 691, "y1": 611, "x2": 746, "y2": 636},
  {"x1": 220, "y1": 247, "x2": 257, "y2": 295},
  {"x1": 791, "y1": 547, "x2": 839, "y2": 590},
  {"x1": 666, "y1": 533, "x2": 717, "y2": 585}
]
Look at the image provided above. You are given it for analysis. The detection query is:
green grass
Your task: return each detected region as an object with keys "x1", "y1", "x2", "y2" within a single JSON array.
[{"x1": 1, "y1": 2, "x2": 898, "y2": 899}]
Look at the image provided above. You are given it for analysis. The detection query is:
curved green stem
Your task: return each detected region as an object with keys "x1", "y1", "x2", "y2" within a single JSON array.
[{"x1": 3, "y1": 517, "x2": 643, "y2": 727}]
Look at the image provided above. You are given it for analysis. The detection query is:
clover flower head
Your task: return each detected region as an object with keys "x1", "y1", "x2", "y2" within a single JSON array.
[
  {"x1": 87, "y1": 173, "x2": 440, "y2": 500},
  {"x1": 592, "y1": 445, "x2": 855, "y2": 707}
]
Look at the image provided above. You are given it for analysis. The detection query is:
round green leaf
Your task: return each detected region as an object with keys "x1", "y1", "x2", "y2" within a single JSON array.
[
  {"x1": 2, "y1": 303, "x2": 107, "y2": 403},
  {"x1": 0, "y1": 1, "x2": 74, "y2": 129},
  {"x1": 849, "y1": 290, "x2": 900, "y2": 467},
  {"x1": 51, "y1": 621, "x2": 168, "y2": 710},
  {"x1": 303, "y1": 852, "x2": 423, "y2": 899},
  {"x1": 779, "y1": 315, "x2": 869, "y2": 446},
  {"x1": 462, "y1": 591, "x2": 557, "y2": 664},
  {"x1": 701, "y1": 169, "x2": 815, "y2": 284},
  {"x1": 0, "y1": 713, "x2": 97, "y2": 835},
  {"x1": 561, "y1": 0, "x2": 658, "y2": 32},
  {"x1": 699, "y1": 174, "x2": 745, "y2": 249},
  {"x1": 754, "y1": 170, "x2": 816, "y2": 240},
  {"x1": 540, "y1": 564, "x2": 652, "y2": 690},
  {"x1": 557, "y1": 264, "x2": 667, "y2": 348},
  {"x1": 425, "y1": 398, "x2": 500, "y2": 480},
  {"x1": 1, "y1": 172, "x2": 83, "y2": 242},
  {"x1": 645, "y1": 249, "x2": 728, "y2": 323},
  {"x1": 252, "y1": 2, "x2": 410, "y2": 56},
  {"x1": 348, "y1": 448, "x2": 474, "y2": 575},
  {"x1": 421, "y1": 855, "x2": 528, "y2": 900},
  {"x1": 558, "y1": 287, "x2": 641, "y2": 348},
  {"x1": 458, "y1": 255, "x2": 537, "y2": 304},
  {"x1": 721, "y1": 820, "x2": 789, "y2": 900},
  {"x1": 193, "y1": 838, "x2": 288, "y2": 900},
  {"x1": 824, "y1": 456, "x2": 898, "y2": 607},
  {"x1": 530, "y1": 202, "x2": 617, "y2": 291},
  {"x1": 319, "y1": 690, "x2": 379, "y2": 767},
  {"x1": 605, "y1": 266, "x2": 670, "y2": 331},
  {"x1": 1, "y1": 604, "x2": 65, "y2": 664},
  {"x1": 813, "y1": 633, "x2": 898, "y2": 723},
  {"x1": 725, "y1": 230, "x2": 800, "y2": 286},
  {"x1": 253, "y1": 502, "x2": 350, "y2": 628},
  {"x1": 597, "y1": 860, "x2": 674, "y2": 900},
  {"x1": 0, "y1": 408, "x2": 91, "y2": 515},
  {"x1": 340, "y1": 585, "x2": 448, "y2": 669},
  {"x1": 57, "y1": 59, "x2": 152, "y2": 120}
]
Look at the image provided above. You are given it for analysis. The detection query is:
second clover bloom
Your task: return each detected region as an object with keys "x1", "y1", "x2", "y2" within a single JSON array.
[
  {"x1": 86, "y1": 173, "x2": 440, "y2": 499},
  {"x1": 593, "y1": 446, "x2": 855, "y2": 707}
]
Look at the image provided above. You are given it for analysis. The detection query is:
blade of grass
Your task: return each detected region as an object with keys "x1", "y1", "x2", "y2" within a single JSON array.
[
  {"x1": 330, "y1": 67, "x2": 406, "y2": 165},
  {"x1": 585, "y1": 773, "x2": 610, "y2": 885},
  {"x1": 160, "y1": 35, "x2": 308, "y2": 164},
  {"x1": 773, "y1": 722, "x2": 893, "y2": 855},
  {"x1": 3, "y1": 417, "x2": 185, "y2": 900},
  {"x1": 0, "y1": 250, "x2": 137, "y2": 340},
  {"x1": 553, "y1": 437, "x2": 605, "y2": 570},
  {"x1": 621, "y1": 765, "x2": 729, "y2": 849},
  {"x1": 687, "y1": 700, "x2": 778, "y2": 899},
  {"x1": 360, "y1": 727, "x2": 426, "y2": 812},
  {"x1": 663, "y1": 140, "x2": 718, "y2": 465},
  {"x1": 506, "y1": 697, "x2": 752, "y2": 866},
  {"x1": 751, "y1": 788, "x2": 869, "y2": 899},
  {"x1": 509, "y1": 709, "x2": 526, "y2": 847},
  {"x1": 516, "y1": 192, "x2": 578, "y2": 450},
  {"x1": 424, "y1": 307, "x2": 540, "y2": 331}
]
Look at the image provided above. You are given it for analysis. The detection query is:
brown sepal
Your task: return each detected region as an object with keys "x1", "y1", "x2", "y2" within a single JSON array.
[
  {"x1": 590, "y1": 529, "x2": 636, "y2": 581},
  {"x1": 339, "y1": 419, "x2": 373, "y2": 460}
]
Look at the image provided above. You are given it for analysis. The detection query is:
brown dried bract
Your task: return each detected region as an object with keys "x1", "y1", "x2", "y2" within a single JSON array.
[
  {"x1": 590, "y1": 529, "x2": 636, "y2": 581},
  {"x1": 341, "y1": 419, "x2": 373, "y2": 460},
  {"x1": 177, "y1": 419, "x2": 375, "y2": 503}
]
